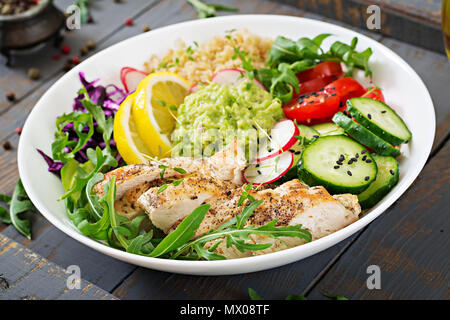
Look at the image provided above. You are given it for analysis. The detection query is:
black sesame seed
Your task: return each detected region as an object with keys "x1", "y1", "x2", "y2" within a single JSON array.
[
  {"x1": 381, "y1": 110, "x2": 387, "y2": 114},
  {"x1": 390, "y1": 169, "x2": 394, "y2": 175},
  {"x1": 255, "y1": 163, "x2": 260, "y2": 167},
  {"x1": 289, "y1": 149, "x2": 295, "y2": 153},
  {"x1": 331, "y1": 93, "x2": 337, "y2": 96},
  {"x1": 347, "y1": 170, "x2": 352, "y2": 176},
  {"x1": 366, "y1": 159, "x2": 372, "y2": 163},
  {"x1": 348, "y1": 160, "x2": 353, "y2": 165},
  {"x1": 336, "y1": 161, "x2": 343, "y2": 165},
  {"x1": 339, "y1": 155, "x2": 345, "y2": 161},
  {"x1": 351, "y1": 157, "x2": 357, "y2": 162},
  {"x1": 257, "y1": 170, "x2": 262, "y2": 175},
  {"x1": 355, "y1": 153, "x2": 359, "y2": 158},
  {"x1": 252, "y1": 125, "x2": 257, "y2": 130},
  {"x1": 361, "y1": 150, "x2": 367, "y2": 154},
  {"x1": 364, "y1": 176, "x2": 370, "y2": 181},
  {"x1": 313, "y1": 135, "x2": 319, "y2": 138},
  {"x1": 319, "y1": 87, "x2": 325, "y2": 91},
  {"x1": 295, "y1": 151, "x2": 301, "y2": 155},
  {"x1": 267, "y1": 148, "x2": 273, "y2": 152},
  {"x1": 367, "y1": 113, "x2": 372, "y2": 119},
  {"x1": 334, "y1": 165, "x2": 340, "y2": 169},
  {"x1": 362, "y1": 155, "x2": 367, "y2": 161}
]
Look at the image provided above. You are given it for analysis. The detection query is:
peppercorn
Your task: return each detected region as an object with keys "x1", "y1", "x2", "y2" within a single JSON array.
[
  {"x1": 28, "y1": 68, "x2": 40, "y2": 80},
  {"x1": 2, "y1": 141, "x2": 11, "y2": 150},
  {"x1": 61, "y1": 45, "x2": 71, "y2": 55},
  {"x1": 142, "y1": 25, "x2": 151, "y2": 32},
  {"x1": 15, "y1": 127, "x2": 22, "y2": 135},
  {"x1": 72, "y1": 56, "x2": 80, "y2": 65},
  {"x1": 6, "y1": 91, "x2": 15, "y2": 102},
  {"x1": 63, "y1": 62, "x2": 73, "y2": 72},
  {"x1": 125, "y1": 18, "x2": 133, "y2": 26},
  {"x1": 80, "y1": 47, "x2": 88, "y2": 56},
  {"x1": 87, "y1": 14, "x2": 94, "y2": 23},
  {"x1": 87, "y1": 40, "x2": 96, "y2": 51}
]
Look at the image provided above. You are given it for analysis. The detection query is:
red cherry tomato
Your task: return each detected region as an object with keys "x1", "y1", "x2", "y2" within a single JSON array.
[
  {"x1": 325, "y1": 77, "x2": 366, "y2": 103},
  {"x1": 296, "y1": 61, "x2": 343, "y2": 83},
  {"x1": 362, "y1": 87, "x2": 385, "y2": 102},
  {"x1": 297, "y1": 75, "x2": 336, "y2": 95},
  {"x1": 283, "y1": 92, "x2": 340, "y2": 124}
]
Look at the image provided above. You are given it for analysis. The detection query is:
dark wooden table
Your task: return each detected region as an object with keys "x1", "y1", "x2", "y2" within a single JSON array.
[{"x1": 0, "y1": 0, "x2": 449, "y2": 300}]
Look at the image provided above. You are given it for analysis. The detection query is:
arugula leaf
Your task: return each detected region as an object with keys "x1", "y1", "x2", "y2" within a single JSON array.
[
  {"x1": 51, "y1": 111, "x2": 94, "y2": 163},
  {"x1": 10, "y1": 179, "x2": 35, "y2": 239},
  {"x1": 187, "y1": 0, "x2": 238, "y2": 19},
  {"x1": 150, "y1": 204, "x2": 210, "y2": 258},
  {"x1": 0, "y1": 194, "x2": 12, "y2": 224},
  {"x1": 248, "y1": 288, "x2": 264, "y2": 300},
  {"x1": 323, "y1": 293, "x2": 349, "y2": 300},
  {"x1": 285, "y1": 294, "x2": 307, "y2": 300}
]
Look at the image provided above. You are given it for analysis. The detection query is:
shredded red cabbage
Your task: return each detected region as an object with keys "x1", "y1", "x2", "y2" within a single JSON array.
[{"x1": 38, "y1": 72, "x2": 126, "y2": 176}]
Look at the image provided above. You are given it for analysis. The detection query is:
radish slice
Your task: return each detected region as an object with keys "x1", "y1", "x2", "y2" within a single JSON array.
[
  {"x1": 256, "y1": 119, "x2": 299, "y2": 162},
  {"x1": 243, "y1": 151, "x2": 293, "y2": 185},
  {"x1": 190, "y1": 83, "x2": 199, "y2": 93},
  {"x1": 120, "y1": 67, "x2": 148, "y2": 93},
  {"x1": 211, "y1": 68, "x2": 266, "y2": 90}
]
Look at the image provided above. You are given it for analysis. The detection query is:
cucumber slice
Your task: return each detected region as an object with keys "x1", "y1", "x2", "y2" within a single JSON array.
[
  {"x1": 311, "y1": 122, "x2": 345, "y2": 136},
  {"x1": 347, "y1": 97, "x2": 412, "y2": 145},
  {"x1": 332, "y1": 112, "x2": 401, "y2": 157},
  {"x1": 358, "y1": 154, "x2": 399, "y2": 209},
  {"x1": 298, "y1": 135, "x2": 377, "y2": 194},
  {"x1": 296, "y1": 123, "x2": 320, "y2": 144}
]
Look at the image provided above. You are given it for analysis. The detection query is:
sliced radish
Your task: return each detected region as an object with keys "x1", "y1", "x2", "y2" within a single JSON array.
[
  {"x1": 211, "y1": 68, "x2": 266, "y2": 90},
  {"x1": 256, "y1": 119, "x2": 299, "y2": 162},
  {"x1": 120, "y1": 67, "x2": 148, "y2": 93},
  {"x1": 243, "y1": 151, "x2": 293, "y2": 185},
  {"x1": 190, "y1": 83, "x2": 199, "y2": 93}
]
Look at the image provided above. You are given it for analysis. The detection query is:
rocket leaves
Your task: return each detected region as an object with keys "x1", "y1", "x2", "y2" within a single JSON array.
[{"x1": 255, "y1": 33, "x2": 373, "y2": 103}]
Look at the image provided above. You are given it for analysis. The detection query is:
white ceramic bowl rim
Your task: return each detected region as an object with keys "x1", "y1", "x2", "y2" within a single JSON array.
[{"x1": 18, "y1": 15, "x2": 435, "y2": 275}]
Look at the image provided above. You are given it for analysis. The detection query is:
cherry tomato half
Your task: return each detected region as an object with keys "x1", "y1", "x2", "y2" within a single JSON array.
[
  {"x1": 325, "y1": 77, "x2": 366, "y2": 105},
  {"x1": 362, "y1": 87, "x2": 385, "y2": 102},
  {"x1": 283, "y1": 92, "x2": 340, "y2": 124},
  {"x1": 298, "y1": 75, "x2": 336, "y2": 95},
  {"x1": 296, "y1": 61, "x2": 343, "y2": 83}
]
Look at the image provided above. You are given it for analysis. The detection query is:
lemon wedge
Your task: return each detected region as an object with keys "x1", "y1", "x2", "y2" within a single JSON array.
[
  {"x1": 132, "y1": 72, "x2": 190, "y2": 158},
  {"x1": 113, "y1": 93, "x2": 153, "y2": 164}
]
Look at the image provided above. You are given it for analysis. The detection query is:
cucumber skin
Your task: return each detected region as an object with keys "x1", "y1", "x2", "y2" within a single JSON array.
[
  {"x1": 347, "y1": 98, "x2": 412, "y2": 146},
  {"x1": 332, "y1": 112, "x2": 401, "y2": 157},
  {"x1": 297, "y1": 135, "x2": 377, "y2": 195},
  {"x1": 358, "y1": 155, "x2": 399, "y2": 209},
  {"x1": 296, "y1": 124, "x2": 320, "y2": 144}
]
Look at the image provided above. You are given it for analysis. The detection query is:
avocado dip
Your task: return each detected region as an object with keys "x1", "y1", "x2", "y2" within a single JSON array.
[{"x1": 171, "y1": 80, "x2": 284, "y2": 158}]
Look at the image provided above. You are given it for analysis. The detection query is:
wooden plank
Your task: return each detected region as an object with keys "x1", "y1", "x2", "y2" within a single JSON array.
[
  {"x1": 0, "y1": 234, "x2": 117, "y2": 300},
  {"x1": 0, "y1": 0, "x2": 161, "y2": 113},
  {"x1": 305, "y1": 140, "x2": 450, "y2": 300},
  {"x1": 272, "y1": 0, "x2": 444, "y2": 54}
]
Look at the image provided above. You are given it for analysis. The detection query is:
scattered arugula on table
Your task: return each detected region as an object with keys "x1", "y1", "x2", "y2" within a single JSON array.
[
  {"x1": 187, "y1": 0, "x2": 238, "y2": 19},
  {"x1": 75, "y1": 0, "x2": 91, "y2": 24},
  {"x1": 248, "y1": 288, "x2": 348, "y2": 300},
  {"x1": 0, "y1": 179, "x2": 36, "y2": 239}
]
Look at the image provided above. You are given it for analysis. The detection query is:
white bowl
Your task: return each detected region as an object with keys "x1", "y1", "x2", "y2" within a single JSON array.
[{"x1": 18, "y1": 15, "x2": 435, "y2": 275}]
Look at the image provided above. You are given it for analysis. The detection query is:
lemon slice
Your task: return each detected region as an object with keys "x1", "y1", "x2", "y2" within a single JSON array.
[
  {"x1": 132, "y1": 72, "x2": 190, "y2": 158},
  {"x1": 113, "y1": 93, "x2": 153, "y2": 164}
]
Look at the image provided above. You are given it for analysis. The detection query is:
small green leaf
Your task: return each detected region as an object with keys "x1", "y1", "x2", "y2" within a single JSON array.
[
  {"x1": 10, "y1": 179, "x2": 35, "y2": 239},
  {"x1": 150, "y1": 204, "x2": 210, "y2": 258},
  {"x1": 248, "y1": 288, "x2": 264, "y2": 300}
]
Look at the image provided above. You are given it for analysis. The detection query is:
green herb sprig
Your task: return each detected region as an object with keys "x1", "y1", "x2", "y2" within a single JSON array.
[{"x1": 187, "y1": 0, "x2": 238, "y2": 19}]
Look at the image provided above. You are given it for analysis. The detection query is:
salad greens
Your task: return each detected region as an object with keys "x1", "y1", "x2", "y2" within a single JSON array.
[{"x1": 254, "y1": 34, "x2": 373, "y2": 104}]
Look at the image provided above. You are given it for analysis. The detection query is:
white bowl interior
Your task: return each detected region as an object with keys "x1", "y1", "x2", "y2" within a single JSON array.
[{"x1": 18, "y1": 15, "x2": 435, "y2": 275}]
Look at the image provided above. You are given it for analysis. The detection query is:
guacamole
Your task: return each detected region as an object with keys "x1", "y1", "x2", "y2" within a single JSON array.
[{"x1": 171, "y1": 80, "x2": 284, "y2": 158}]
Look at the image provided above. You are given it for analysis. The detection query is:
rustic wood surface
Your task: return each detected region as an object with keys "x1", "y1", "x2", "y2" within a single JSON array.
[{"x1": 0, "y1": 0, "x2": 449, "y2": 300}]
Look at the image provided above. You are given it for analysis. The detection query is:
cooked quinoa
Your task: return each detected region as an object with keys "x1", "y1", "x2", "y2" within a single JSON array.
[{"x1": 144, "y1": 29, "x2": 273, "y2": 84}]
